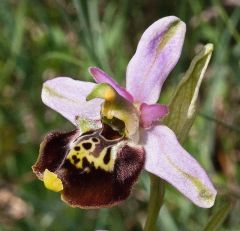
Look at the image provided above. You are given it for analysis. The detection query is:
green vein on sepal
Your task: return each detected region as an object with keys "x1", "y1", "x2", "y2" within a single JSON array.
[
  {"x1": 165, "y1": 154, "x2": 215, "y2": 207},
  {"x1": 43, "y1": 84, "x2": 77, "y2": 103}
]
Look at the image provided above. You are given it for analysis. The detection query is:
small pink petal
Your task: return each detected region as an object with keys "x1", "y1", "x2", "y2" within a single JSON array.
[
  {"x1": 42, "y1": 77, "x2": 103, "y2": 125},
  {"x1": 140, "y1": 103, "x2": 168, "y2": 128},
  {"x1": 89, "y1": 67, "x2": 134, "y2": 103},
  {"x1": 141, "y1": 125, "x2": 217, "y2": 208},
  {"x1": 126, "y1": 16, "x2": 186, "y2": 104}
]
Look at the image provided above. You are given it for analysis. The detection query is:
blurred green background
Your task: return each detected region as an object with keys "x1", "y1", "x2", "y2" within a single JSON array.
[{"x1": 0, "y1": 0, "x2": 239, "y2": 230}]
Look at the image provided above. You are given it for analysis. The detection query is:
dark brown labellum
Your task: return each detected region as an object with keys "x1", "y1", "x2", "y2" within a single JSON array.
[{"x1": 32, "y1": 124, "x2": 145, "y2": 208}]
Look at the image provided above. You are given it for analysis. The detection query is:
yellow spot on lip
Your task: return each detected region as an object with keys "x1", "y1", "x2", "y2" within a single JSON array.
[
  {"x1": 43, "y1": 169, "x2": 63, "y2": 192},
  {"x1": 67, "y1": 139, "x2": 116, "y2": 172}
]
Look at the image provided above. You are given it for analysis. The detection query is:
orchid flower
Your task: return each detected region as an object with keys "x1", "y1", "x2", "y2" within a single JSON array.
[{"x1": 32, "y1": 16, "x2": 216, "y2": 209}]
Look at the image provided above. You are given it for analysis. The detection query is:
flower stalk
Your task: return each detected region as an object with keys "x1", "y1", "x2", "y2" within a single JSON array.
[{"x1": 144, "y1": 174, "x2": 165, "y2": 231}]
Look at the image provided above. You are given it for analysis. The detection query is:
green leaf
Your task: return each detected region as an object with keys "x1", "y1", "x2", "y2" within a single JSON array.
[
  {"x1": 203, "y1": 203, "x2": 232, "y2": 231},
  {"x1": 42, "y1": 52, "x2": 84, "y2": 67},
  {"x1": 164, "y1": 44, "x2": 213, "y2": 142}
]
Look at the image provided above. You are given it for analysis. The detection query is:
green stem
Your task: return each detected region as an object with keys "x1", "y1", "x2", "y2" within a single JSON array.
[
  {"x1": 198, "y1": 112, "x2": 240, "y2": 133},
  {"x1": 143, "y1": 174, "x2": 165, "y2": 231}
]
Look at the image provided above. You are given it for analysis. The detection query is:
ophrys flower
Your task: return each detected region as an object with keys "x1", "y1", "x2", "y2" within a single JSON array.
[{"x1": 32, "y1": 16, "x2": 217, "y2": 208}]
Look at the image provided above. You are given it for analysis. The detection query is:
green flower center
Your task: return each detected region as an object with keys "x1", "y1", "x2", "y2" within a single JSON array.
[{"x1": 86, "y1": 83, "x2": 140, "y2": 142}]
